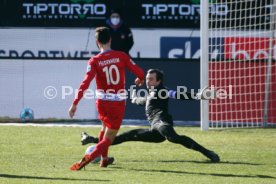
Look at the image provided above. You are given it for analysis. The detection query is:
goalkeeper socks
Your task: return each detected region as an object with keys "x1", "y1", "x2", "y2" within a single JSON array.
[
  {"x1": 98, "y1": 130, "x2": 105, "y2": 142},
  {"x1": 88, "y1": 137, "x2": 112, "y2": 161},
  {"x1": 190, "y1": 142, "x2": 209, "y2": 154}
]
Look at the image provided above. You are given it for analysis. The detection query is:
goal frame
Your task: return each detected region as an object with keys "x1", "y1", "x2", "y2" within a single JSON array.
[
  {"x1": 200, "y1": 0, "x2": 276, "y2": 130},
  {"x1": 200, "y1": 0, "x2": 209, "y2": 131}
]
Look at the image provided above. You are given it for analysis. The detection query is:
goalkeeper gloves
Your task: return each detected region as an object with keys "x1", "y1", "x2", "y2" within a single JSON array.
[{"x1": 196, "y1": 86, "x2": 217, "y2": 100}]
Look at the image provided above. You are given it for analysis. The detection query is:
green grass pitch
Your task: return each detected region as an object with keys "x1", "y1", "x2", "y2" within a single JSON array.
[{"x1": 0, "y1": 126, "x2": 275, "y2": 184}]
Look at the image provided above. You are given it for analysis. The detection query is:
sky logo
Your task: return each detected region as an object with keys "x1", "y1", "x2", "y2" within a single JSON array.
[
  {"x1": 160, "y1": 37, "x2": 224, "y2": 59},
  {"x1": 160, "y1": 37, "x2": 200, "y2": 59}
]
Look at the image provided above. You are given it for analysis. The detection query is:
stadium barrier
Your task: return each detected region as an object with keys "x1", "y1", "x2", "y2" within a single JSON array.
[{"x1": 0, "y1": 58, "x2": 201, "y2": 125}]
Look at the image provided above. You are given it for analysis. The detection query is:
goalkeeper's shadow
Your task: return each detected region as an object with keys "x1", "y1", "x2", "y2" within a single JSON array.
[
  {"x1": 160, "y1": 160, "x2": 264, "y2": 166},
  {"x1": 127, "y1": 159, "x2": 263, "y2": 166}
]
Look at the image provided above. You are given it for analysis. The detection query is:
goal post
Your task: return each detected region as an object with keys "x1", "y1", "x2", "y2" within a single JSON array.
[
  {"x1": 200, "y1": 0, "x2": 209, "y2": 131},
  {"x1": 200, "y1": 0, "x2": 276, "y2": 129},
  {"x1": 264, "y1": 0, "x2": 276, "y2": 126}
]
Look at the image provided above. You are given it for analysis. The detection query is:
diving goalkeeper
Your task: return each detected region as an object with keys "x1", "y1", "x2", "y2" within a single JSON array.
[{"x1": 81, "y1": 69, "x2": 220, "y2": 163}]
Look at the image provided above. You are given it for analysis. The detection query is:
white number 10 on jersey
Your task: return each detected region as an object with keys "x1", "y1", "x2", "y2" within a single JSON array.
[{"x1": 102, "y1": 65, "x2": 120, "y2": 85}]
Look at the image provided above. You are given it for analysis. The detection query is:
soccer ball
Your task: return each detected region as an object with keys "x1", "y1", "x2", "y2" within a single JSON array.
[
  {"x1": 85, "y1": 145, "x2": 101, "y2": 163},
  {"x1": 20, "y1": 108, "x2": 34, "y2": 122}
]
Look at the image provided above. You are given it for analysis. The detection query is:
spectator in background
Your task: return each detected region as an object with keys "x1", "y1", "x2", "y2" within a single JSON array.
[{"x1": 106, "y1": 10, "x2": 134, "y2": 55}]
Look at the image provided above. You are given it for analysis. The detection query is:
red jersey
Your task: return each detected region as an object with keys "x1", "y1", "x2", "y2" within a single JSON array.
[{"x1": 73, "y1": 50, "x2": 144, "y2": 105}]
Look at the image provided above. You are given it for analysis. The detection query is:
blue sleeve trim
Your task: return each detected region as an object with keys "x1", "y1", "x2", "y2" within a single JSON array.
[{"x1": 168, "y1": 90, "x2": 177, "y2": 99}]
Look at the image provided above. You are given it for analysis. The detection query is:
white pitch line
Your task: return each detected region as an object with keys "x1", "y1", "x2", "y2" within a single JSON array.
[{"x1": 0, "y1": 123, "x2": 144, "y2": 128}]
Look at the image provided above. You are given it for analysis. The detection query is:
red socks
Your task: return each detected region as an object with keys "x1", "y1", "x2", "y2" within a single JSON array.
[
  {"x1": 98, "y1": 130, "x2": 106, "y2": 159},
  {"x1": 101, "y1": 147, "x2": 109, "y2": 160},
  {"x1": 87, "y1": 137, "x2": 112, "y2": 161},
  {"x1": 98, "y1": 130, "x2": 105, "y2": 142}
]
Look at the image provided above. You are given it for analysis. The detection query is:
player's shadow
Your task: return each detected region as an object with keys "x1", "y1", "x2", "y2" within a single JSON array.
[
  {"x1": 128, "y1": 159, "x2": 263, "y2": 166},
  {"x1": 159, "y1": 160, "x2": 263, "y2": 166},
  {"x1": 0, "y1": 174, "x2": 109, "y2": 182},
  {"x1": 128, "y1": 168, "x2": 276, "y2": 179}
]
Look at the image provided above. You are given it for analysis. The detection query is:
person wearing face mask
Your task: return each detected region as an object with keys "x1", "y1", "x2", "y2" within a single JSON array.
[{"x1": 106, "y1": 10, "x2": 134, "y2": 55}]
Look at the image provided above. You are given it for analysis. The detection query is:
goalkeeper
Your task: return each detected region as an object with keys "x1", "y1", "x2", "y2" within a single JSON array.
[{"x1": 82, "y1": 69, "x2": 220, "y2": 162}]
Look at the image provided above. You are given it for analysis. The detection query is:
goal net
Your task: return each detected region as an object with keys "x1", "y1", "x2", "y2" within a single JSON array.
[{"x1": 201, "y1": 0, "x2": 276, "y2": 129}]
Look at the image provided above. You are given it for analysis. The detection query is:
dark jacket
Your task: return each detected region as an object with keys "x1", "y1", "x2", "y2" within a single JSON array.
[{"x1": 106, "y1": 20, "x2": 134, "y2": 55}]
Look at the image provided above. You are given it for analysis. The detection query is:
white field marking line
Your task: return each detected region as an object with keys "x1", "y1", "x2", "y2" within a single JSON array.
[{"x1": 0, "y1": 123, "x2": 143, "y2": 128}]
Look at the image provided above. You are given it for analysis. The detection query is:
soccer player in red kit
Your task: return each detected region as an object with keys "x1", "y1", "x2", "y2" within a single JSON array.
[{"x1": 69, "y1": 27, "x2": 144, "y2": 171}]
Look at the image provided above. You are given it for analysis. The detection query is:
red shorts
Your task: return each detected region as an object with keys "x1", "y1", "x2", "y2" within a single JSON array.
[{"x1": 96, "y1": 100, "x2": 126, "y2": 130}]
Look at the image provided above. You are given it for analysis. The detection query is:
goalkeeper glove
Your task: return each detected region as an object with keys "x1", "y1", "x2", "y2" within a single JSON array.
[{"x1": 196, "y1": 86, "x2": 217, "y2": 100}]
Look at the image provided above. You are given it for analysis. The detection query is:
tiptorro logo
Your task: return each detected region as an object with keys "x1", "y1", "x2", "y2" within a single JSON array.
[{"x1": 22, "y1": 0, "x2": 106, "y2": 20}]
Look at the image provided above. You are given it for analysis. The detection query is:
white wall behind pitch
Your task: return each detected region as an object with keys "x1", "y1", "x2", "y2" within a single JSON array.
[{"x1": 0, "y1": 60, "x2": 97, "y2": 119}]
